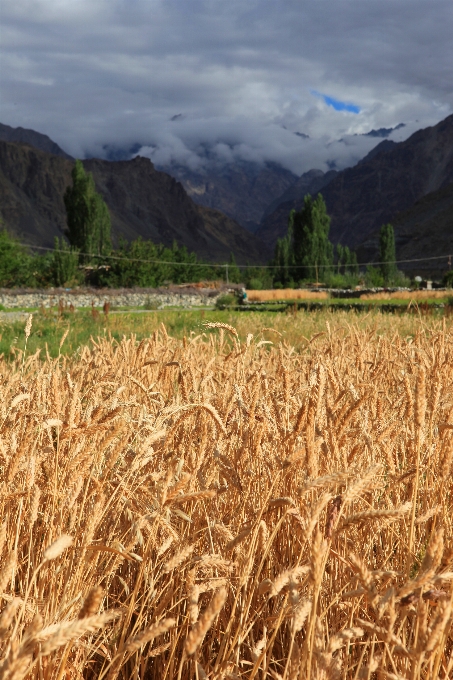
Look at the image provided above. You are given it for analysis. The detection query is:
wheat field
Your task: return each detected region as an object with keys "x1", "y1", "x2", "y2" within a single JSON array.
[
  {"x1": 246, "y1": 289, "x2": 329, "y2": 301},
  {"x1": 360, "y1": 291, "x2": 449, "y2": 301},
  {"x1": 0, "y1": 314, "x2": 452, "y2": 679}
]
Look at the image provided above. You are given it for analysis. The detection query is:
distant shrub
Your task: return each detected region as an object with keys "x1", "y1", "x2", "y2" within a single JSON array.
[
  {"x1": 365, "y1": 266, "x2": 385, "y2": 288},
  {"x1": 215, "y1": 294, "x2": 236, "y2": 309},
  {"x1": 247, "y1": 278, "x2": 263, "y2": 290},
  {"x1": 144, "y1": 298, "x2": 161, "y2": 310}
]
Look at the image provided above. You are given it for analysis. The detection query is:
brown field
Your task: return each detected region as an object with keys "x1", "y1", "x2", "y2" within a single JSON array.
[
  {"x1": 246, "y1": 288, "x2": 451, "y2": 303},
  {"x1": 1, "y1": 315, "x2": 452, "y2": 679},
  {"x1": 360, "y1": 290, "x2": 450, "y2": 301},
  {"x1": 246, "y1": 289, "x2": 329, "y2": 301}
]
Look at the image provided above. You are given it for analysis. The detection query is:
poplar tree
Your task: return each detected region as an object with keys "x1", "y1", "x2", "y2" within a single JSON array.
[
  {"x1": 379, "y1": 223, "x2": 397, "y2": 284},
  {"x1": 227, "y1": 252, "x2": 242, "y2": 284},
  {"x1": 64, "y1": 160, "x2": 111, "y2": 261},
  {"x1": 336, "y1": 244, "x2": 345, "y2": 274},
  {"x1": 292, "y1": 194, "x2": 333, "y2": 282},
  {"x1": 273, "y1": 210, "x2": 294, "y2": 286}
]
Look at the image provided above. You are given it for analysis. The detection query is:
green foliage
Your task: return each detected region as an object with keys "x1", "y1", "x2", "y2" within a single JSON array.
[
  {"x1": 336, "y1": 244, "x2": 359, "y2": 276},
  {"x1": 215, "y1": 294, "x2": 236, "y2": 309},
  {"x1": 348, "y1": 250, "x2": 359, "y2": 276},
  {"x1": 323, "y1": 272, "x2": 359, "y2": 289},
  {"x1": 322, "y1": 244, "x2": 360, "y2": 288},
  {"x1": 29, "y1": 252, "x2": 54, "y2": 288},
  {"x1": 243, "y1": 264, "x2": 273, "y2": 290},
  {"x1": 226, "y1": 253, "x2": 242, "y2": 284},
  {"x1": 143, "y1": 298, "x2": 161, "y2": 310},
  {"x1": 379, "y1": 223, "x2": 397, "y2": 284},
  {"x1": 247, "y1": 278, "x2": 263, "y2": 290},
  {"x1": 0, "y1": 229, "x2": 35, "y2": 287},
  {"x1": 365, "y1": 265, "x2": 385, "y2": 287},
  {"x1": 292, "y1": 194, "x2": 333, "y2": 281},
  {"x1": 64, "y1": 160, "x2": 112, "y2": 261},
  {"x1": 51, "y1": 238, "x2": 81, "y2": 287},
  {"x1": 273, "y1": 211, "x2": 294, "y2": 286},
  {"x1": 394, "y1": 270, "x2": 412, "y2": 288},
  {"x1": 273, "y1": 196, "x2": 341, "y2": 286},
  {"x1": 95, "y1": 237, "x2": 218, "y2": 288}
]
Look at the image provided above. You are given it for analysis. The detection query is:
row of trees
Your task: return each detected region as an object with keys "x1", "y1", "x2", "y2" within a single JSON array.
[
  {"x1": 272, "y1": 194, "x2": 401, "y2": 288},
  {"x1": 0, "y1": 160, "x2": 403, "y2": 289}
]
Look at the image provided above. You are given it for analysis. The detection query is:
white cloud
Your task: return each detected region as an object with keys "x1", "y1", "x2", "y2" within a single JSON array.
[{"x1": 1, "y1": 0, "x2": 452, "y2": 173}]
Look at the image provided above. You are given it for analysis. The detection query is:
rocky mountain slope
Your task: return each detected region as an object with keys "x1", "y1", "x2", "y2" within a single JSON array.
[
  {"x1": 257, "y1": 169, "x2": 338, "y2": 246},
  {"x1": 257, "y1": 114, "x2": 453, "y2": 252},
  {"x1": 0, "y1": 140, "x2": 269, "y2": 263},
  {"x1": 159, "y1": 161, "x2": 297, "y2": 232},
  {"x1": 104, "y1": 125, "x2": 405, "y2": 233},
  {"x1": 0, "y1": 122, "x2": 74, "y2": 160},
  {"x1": 3, "y1": 115, "x2": 453, "y2": 273},
  {"x1": 358, "y1": 180, "x2": 453, "y2": 277}
]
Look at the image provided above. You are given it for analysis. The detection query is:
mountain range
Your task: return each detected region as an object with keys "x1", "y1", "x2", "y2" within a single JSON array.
[
  {"x1": 0, "y1": 122, "x2": 73, "y2": 160},
  {"x1": 256, "y1": 115, "x2": 453, "y2": 275},
  {"x1": 98, "y1": 123, "x2": 405, "y2": 235},
  {"x1": 1, "y1": 116, "x2": 453, "y2": 275},
  {"x1": 0, "y1": 125, "x2": 269, "y2": 264}
]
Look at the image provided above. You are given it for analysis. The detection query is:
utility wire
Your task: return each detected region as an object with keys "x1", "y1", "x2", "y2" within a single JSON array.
[{"x1": 23, "y1": 243, "x2": 451, "y2": 271}]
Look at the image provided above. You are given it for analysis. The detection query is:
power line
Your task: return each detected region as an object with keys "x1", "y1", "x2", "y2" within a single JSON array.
[
  {"x1": 24, "y1": 243, "x2": 219, "y2": 267},
  {"x1": 23, "y1": 243, "x2": 452, "y2": 271}
]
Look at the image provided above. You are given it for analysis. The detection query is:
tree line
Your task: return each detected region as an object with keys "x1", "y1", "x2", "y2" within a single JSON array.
[
  {"x1": 271, "y1": 194, "x2": 403, "y2": 289},
  {"x1": 0, "y1": 159, "x2": 407, "y2": 289}
]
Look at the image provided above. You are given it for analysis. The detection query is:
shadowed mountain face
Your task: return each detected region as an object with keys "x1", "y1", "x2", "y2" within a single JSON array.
[
  {"x1": 257, "y1": 114, "x2": 453, "y2": 252},
  {"x1": 160, "y1": 161, "x2": 298, "y2": 233},
  {"x1": 3, "y1": 115, "x2": 453, "y2": 273},
  {"x1": 357, "y1": 180, "x2": 453, "y2": 277},
  {"x1": 324, "y1": 114, "x2": 453, "y2": 249},
  {"x1": 257, "y1": 169, "x2": 338, "y2": 246},
  {"x1": 0, "y1": 122, "x2": 74, "y2": 160},
  {"x1": 0, "y1": 141, "x2": 269, "y2": 264}
]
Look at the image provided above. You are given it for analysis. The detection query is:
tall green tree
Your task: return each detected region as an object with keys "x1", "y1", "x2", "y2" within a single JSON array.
[
  {"x1": 64, "y1": 160, "x2": 112, "y2": 261},
  {"x1": 379, "y1": 223, "x2": 397, "y2": 284},
  {"x1": 227, "y1": 253, "x2": 242, "y2": 284},
  {"x1": 346, "y1": 248, "x2": 359, "y2": 276},
  {"x1": 273, "y1": 210, "x2": 294, "y2": 286},
  {"x1": 292, "y1": 194, "x2": 333, "y2": 281},
  {"x1": 336, "y1": 244, "x2": 345, "y2": 274},
  {"x1": 337, "y1": 244, "x2": 359, "y2": 276}
]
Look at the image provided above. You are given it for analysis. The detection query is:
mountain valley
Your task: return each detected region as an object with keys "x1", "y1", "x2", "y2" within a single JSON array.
[
  {"x1": 1, "y1": 116, "x2": 453, "y2": 275},
  {"x1": 0, "y1": 139, "x2": 268, "y2": 264}
]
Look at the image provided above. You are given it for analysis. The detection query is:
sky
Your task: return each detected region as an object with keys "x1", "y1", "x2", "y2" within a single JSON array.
[{"x1": 2, "y1": 0, "x2": 453, "y2": 175}]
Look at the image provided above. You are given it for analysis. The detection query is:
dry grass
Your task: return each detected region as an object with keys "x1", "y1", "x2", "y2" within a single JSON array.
[
  {"x1": 246, "y1": 289, "x2": 329, "y2": 301},
  {"x1": 360, "y1": 290, "x2": 449, "y2": 300},
  {"x1": 0, "y1": 315, "x2": 452, "y2": 679},
  {"x1": 247, "y1": 288, "x2": 450, "y2": 303}
]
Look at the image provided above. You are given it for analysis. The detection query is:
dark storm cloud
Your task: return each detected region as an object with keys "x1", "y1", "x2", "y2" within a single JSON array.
[{"x1": 1, "y1": 0, "x2": 452, "y2": 174}]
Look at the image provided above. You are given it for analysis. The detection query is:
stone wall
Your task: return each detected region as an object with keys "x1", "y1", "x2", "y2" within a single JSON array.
[{"x1": 0, "y1": 289, "x2": 217, "y2": 309}]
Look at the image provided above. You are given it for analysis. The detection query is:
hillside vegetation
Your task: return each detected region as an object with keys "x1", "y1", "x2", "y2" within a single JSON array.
[{"x1": 0, "y1": 316, "x2": 452, "y2": 678}]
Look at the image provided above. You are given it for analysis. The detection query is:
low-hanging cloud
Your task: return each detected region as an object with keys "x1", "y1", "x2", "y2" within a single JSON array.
[
  {"x1": 131, "y1": 113, "x2": 430, "y2": 176},
  {"x1": 1, "y1": 0, "x2": 452, "y2": 175}
]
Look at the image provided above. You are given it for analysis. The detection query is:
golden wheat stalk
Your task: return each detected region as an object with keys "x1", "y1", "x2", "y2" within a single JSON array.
[{"x1": 185, "y1": 587, "x2": 227, "y2": 656}]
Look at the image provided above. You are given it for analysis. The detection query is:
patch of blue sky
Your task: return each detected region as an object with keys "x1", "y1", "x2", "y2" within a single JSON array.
[{"x1": 311, "y1": 90, "x2": 361, "y2": 114}]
